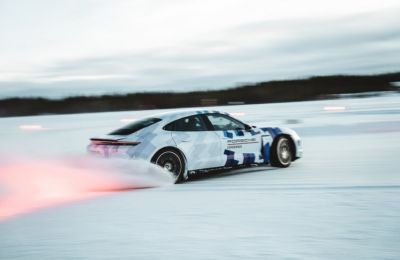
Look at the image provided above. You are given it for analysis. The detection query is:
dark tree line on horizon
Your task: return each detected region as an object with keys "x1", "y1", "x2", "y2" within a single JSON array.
[{"x1": 1, "y1": 72, "x2": 399, "y2": 117}]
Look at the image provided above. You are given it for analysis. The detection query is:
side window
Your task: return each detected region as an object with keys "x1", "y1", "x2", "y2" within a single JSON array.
[
  {"x1": 164, "y1": 115, "x2": 208, "y2": 131},
  {"x1": 206, "y1": 114, "x2": 246, "y2": 131}
]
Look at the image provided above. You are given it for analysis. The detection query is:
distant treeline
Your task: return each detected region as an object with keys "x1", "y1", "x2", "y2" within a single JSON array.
[{"x1": 1, "y1": 72, "x2": 399, "y2": 117}]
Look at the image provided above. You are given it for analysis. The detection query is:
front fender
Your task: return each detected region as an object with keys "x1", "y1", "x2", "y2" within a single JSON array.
[{"x1": 260, "y1": 127, "x2": 302, "y2": 159}]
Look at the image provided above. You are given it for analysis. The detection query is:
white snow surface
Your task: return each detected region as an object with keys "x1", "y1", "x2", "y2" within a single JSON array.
[{"x1": 1, "y1": 94, "x2": 400, "y2": 259}]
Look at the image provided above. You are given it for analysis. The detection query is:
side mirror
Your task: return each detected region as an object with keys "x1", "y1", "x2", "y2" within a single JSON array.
[{"x1": 244, "y1": 124, "x2": 252, "y2": 131}]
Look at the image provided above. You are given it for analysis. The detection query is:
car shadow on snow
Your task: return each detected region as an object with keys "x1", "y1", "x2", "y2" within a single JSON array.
[{"x1": 185, "y1": 165, "x2": 279, "y2": 183}]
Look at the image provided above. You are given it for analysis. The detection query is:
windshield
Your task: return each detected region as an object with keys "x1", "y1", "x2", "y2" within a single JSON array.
[{"x1": 109, "y1": 117, "x2": 161, "y2": 135}]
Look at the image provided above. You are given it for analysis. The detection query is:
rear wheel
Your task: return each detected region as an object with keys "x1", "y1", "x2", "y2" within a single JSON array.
[
  {"x1": 270, "y1": 136, "x2": 293, "y2": 168},
  {"x1": 154, "y1": 149, "x2": 185, "y2": 183}
]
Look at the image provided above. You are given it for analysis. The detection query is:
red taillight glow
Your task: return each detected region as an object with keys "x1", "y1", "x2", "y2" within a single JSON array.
[
  {"x1": 0, "y1": 154, "x2": 174, "y2": 222},
  {"x1": 0, "y1": 157, "x2": 142, "y2": 221}
]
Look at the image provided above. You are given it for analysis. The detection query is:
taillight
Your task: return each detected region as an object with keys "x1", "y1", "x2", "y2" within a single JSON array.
[{"x1": 90, "y1": 138, "x2": 140, "y2": 146}]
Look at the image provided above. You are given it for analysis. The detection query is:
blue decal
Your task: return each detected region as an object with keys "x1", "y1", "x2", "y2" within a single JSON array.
[
  {"x1": 273, "y1": 128, "x2": 282, "y2": 136},
  {"x1": 263, "y1": 142, "x2": 270, "y2": 163},
  {"x1": 224, "y1": 149, "x2": 239, "y2": 166},
  {"x1": 196, "y1": 110, "x2": 210, "y2": 114},
  {"x1": 235, "y1": 130, "x2": 244, "y2": 136},
  {"x1": 260, "y1": 127, "x2": 282, "y2": 138},
  {"x1": 243, "y1": 153, "x2": 256, "y2": 164},
  {"x1": 223, "y1": 130, "x2": 233, "y2": 138},
  {"x1": 250, "y1": 129, "x2": 261, "y2": 136}
]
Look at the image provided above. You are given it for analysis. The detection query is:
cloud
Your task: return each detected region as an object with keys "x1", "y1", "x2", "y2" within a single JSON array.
[{"x1": 0, "y1": 1, "x2": 399, "y2": 98}]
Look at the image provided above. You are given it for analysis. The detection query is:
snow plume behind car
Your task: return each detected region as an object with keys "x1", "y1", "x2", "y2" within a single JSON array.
[{"x1": 0, "y1": 155, "x2": 174, "y2": 221}]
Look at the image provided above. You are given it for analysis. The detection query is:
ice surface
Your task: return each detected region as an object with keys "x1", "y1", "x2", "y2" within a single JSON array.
[{"x1": 0, "y1": 94, "x2": 400, "y2": 259}]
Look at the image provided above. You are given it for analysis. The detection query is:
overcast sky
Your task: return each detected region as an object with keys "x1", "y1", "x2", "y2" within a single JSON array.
[{"x1": 0, "y1": 0, "x2": 399, "y2": 98}]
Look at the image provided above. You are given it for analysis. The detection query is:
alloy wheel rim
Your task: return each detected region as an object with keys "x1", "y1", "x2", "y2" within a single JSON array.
[
  {"x1": 278, "y1": 139, "x2": 291, "y2": 165},
  {"x1": 156, "y1": 151, "x2": 182, "y2": 178}
]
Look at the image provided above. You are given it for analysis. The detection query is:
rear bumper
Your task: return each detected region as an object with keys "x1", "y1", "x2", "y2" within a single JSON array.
[{"x1": 87, "y1": 144, "x2": 134, "y2": 159}]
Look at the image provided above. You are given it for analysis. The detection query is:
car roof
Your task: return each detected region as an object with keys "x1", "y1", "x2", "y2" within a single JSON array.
[{"x1": 151, "y1": 109, "x2": 228, "y2": 122}]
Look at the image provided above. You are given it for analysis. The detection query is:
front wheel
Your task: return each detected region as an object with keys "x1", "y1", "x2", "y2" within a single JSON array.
[
  {"x1": 270, "y1": 136, "x2": 293, "y2": 168},
  {"x1": 154, "y1": 149, "x2": 185, "y2": 183}
]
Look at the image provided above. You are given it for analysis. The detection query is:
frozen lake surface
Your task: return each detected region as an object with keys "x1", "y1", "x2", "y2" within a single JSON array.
[{"x1": 1, "y1": 94, "x2": 400, "y2": 259}]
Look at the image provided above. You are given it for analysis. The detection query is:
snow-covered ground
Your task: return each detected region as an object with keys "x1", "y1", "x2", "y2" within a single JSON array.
[{"x1": 1, "y1": 94, "x2": 400, "y2": 259}]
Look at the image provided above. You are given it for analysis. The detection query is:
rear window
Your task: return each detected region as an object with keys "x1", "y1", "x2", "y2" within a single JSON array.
[{"x1": 109, "y1": 117, "x2": 161, "y2": 135}]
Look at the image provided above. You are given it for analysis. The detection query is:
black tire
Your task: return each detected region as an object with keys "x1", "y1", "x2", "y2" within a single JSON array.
[
  {"x1": 153, "y1": 149, "x2": 185, "y2": 183},
  {"x1": 270, "y1": 136, "x2": 293, "y2": 168}
]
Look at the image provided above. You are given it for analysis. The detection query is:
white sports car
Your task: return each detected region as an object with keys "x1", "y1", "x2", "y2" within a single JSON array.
[{"x1": 88, "y1": 110, "x2": 302, "y2": 183}]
